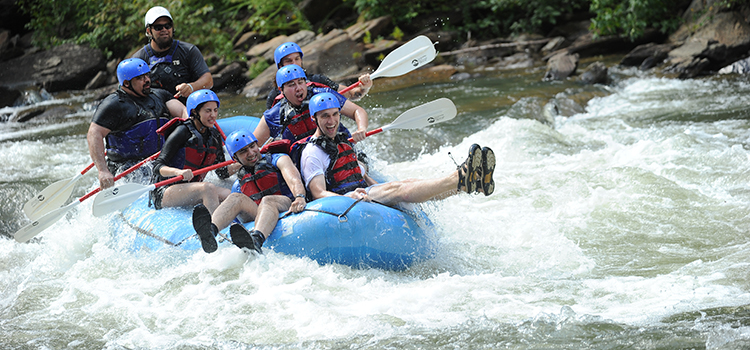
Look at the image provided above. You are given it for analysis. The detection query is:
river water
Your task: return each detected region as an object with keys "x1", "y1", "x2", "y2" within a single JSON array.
[{"x1": 3, "y1": 59, "x2": 750, "y2": 349}]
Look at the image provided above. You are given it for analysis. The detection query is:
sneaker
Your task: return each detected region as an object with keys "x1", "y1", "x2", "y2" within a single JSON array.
[
  {"x1": 457, "y1": 144, "x2": 482, "y2": 194},
  {"x1": 230, "y1": 224, "x2": 264, "y2": 254},
  {"x1": 192, "y1": 204, "x2": 218, "y2": 253},
  {"x1": 480, "y1": 147, "x2": 495, "y2": 196}
]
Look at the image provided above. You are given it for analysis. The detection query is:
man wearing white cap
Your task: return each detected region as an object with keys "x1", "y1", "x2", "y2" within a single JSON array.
[{"x1": 132, "y1": 6, "x2": 213, "y2": 100}]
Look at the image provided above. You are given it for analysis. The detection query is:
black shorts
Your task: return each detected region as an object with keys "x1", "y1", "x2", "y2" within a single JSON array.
[{"x1": 149, "y1": 185, "x2": 168, "y2": 210}]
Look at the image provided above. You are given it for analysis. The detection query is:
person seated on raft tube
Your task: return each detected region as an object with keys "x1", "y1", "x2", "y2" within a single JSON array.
[
  {"x1": 132, "y1": 6, "x2": 213, "y2": 102},
  {"x1": 298, "y1": 92, "x2": 497, "y2": 206},
  {"x1": 192, "y1": 129, "x2": 308, "y2": 254},
  {"x1": 265, "y1": 41, "x2": 373, "y2": 109},
  {"x1": 254, "y1": 64, "x2": 369, "y2": 147},
  {"x1": 148, "y1": 89, "x2": 237, "y2": 213},
  {"x1": 87, "y1": 58, "x2": 187, "y2": 189}
]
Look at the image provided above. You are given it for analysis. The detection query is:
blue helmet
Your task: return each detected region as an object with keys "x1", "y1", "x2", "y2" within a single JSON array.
[
  {"x1": 186, "y1": 89, "x2": 220, "y2": 116},
  {"x1": 309, "y1": 92, "x2": 340, "y2": 116},
  {"x1": 274, "y1": 42, "x2": 303, "y2": 68},
  {"x1": 225, "y1": 129, "x2": 258, "y2": 158},
  {"x1": 276, "y1": 64, "x2": 306, "y2": 88},
  {"x1": 116, "y1": 58, "x2": 150, "y2": 86}
]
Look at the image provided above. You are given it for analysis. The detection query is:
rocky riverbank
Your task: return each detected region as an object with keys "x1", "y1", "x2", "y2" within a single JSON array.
[{"x1": 0, "y1": 0, "x2": 748, "y2": 123}]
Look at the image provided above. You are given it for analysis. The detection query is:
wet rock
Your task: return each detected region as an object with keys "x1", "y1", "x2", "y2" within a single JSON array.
[
  {"x1": 301, "y1": 29, "x2": 360, "y2": 79},
  {"x1": 241, "y1": 64, "x2": 276, "y2": 99},
  {"x1": 0, "y1": 43, "x2": 105, "y2": 92},
  {"x1": 362, "y1": 39, "x2": 399, "y2": 67},
  {"x1": 367, "y1": 64, "x2": 456, "y2": 93},
  {"x1": 0, "y1": 86, "x2": 21, "y2": 108},
  {"x1": 579, "y1": 61, "x2": 608, "y2": 84},
  {"x1": 213, "y1": 61, "x2": 248, "y2": 91},
  {"x1": 85, "y1": 71, "x2": 109, "y2": 90},
  {"x1": 345, "y1": 16, "x2": 393, "y2": 42},
  {"x1": 12, "y1": 105, "x2": 74, "y2": 123},
  {"x1": 544, "y1": 52, "x2": 578, "y2": 81},
  {"x1": 541, "y1": 37, "x2": 568, "y2": 56},
  {"x1": 234, "y1": 31, "x2": 263, "y2": 51},
  {"x1": 719, "y1": 56, "x2": 750, "y2": 74},
  {"x1": 495, "y1": 52, "x2": 535, "y2": 70},
  {"x1": 247, "y1": 30, "x2": 316, "y2": 63},
  {"x1": 667, "y1": 11, "x2": 750, "y2": 75},
  {"x1": 621, "y1": 42, "x2": 676, "y2": 67}
]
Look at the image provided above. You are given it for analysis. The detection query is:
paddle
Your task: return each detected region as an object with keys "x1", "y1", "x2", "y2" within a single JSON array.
[
  {"x1": 14, "y1": 152, "x2": 161, "y2": 243},
  {"x1": 92, "y1": 159, "x2": 236, "y2": 217},
  {"x1": 339, "y1": 35, "x2": 437, "y2": 95},
  {"x1": 348, "y1": 98, "x2": 457, "y2": 143},
  {"x1": 23, "y1": 162, "x2": 96, "y2": 221}
]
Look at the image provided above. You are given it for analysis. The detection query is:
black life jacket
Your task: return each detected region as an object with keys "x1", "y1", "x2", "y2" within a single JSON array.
[
  {"x1": 105, "y1": 89, "x2": 170, "y2": 162},
  {"x1": 156, "y1": 118, "x2": 223, "y2": 183},
  {"x1": 143, "y1": 40, "x2": 189, "y2": 95}
]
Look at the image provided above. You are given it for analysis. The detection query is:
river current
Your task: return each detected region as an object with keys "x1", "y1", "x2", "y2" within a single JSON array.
[{"x1": 2, "y1": 61, "x2": 750, "y2": 349}]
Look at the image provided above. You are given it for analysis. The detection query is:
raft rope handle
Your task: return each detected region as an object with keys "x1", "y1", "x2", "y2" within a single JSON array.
[
  {"x1": 117, "y1": 212, "x2": 178, "y2": 247},
  {"x1": 279, "y1": 197, "x2": 365, "y2": 223}
]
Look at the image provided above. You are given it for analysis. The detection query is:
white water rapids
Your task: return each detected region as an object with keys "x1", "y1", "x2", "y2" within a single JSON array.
[{"x1": 2, "y1": 68, "x2": 750, "y2": 349}]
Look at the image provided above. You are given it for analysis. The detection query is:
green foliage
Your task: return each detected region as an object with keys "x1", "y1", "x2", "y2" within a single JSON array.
[
  {"x1": 589, "y1": 0, "x2": 684, "y2": 40},
  {"x1": 346, "y1": 0, "x2": 587, "y2": 39},
  {"x1": 246, "y1": 59, "x2": 270, "y2": 80},
  {"x1": 226, "y1": 0, "x2": 311, "y2": 37},
  {"x1": 18, "y1": 0, "x2": 310, "y2": 60},
  {"x1": 391, "y1": 26, "x2": 404, "y2": 41}
]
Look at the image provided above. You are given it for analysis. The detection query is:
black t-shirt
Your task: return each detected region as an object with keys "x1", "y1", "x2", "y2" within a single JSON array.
[
  {"x1": 265, "y1": 73, "x2": 339, "y2": 110},
  {"x1": 92, "y1": 87, "x2": 173, "y2": 132},
  {"x1": 132, "y1": 40, "x2": 210, "y2": 95}
]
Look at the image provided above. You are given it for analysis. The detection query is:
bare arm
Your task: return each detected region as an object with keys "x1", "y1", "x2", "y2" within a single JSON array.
[
  {"x1": 253, "y1": 116, "x2": 271, "y2": 146},
  {"x1": 338, "y1": 74, "x2": 373, "y2": 101},
  {"x1": 87, "y1": 122, "x2": 114, "y2": 189},
  {"x1": 166, "y1": 99, "x2": 188, "y2": 119},
  {"x1": 340, "y1": 100, "x2": 368, "y2": 142},
  {"x1": 175, "y1": 72, "x2": 214, "y2": 98},
  {"x1": 277, "y1": 155, "x2": 307, "y2": 213}
]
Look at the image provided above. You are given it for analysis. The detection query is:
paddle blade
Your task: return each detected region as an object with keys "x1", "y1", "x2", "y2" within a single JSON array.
[
  {"x1": 387, "y1": 98, "x2": 457, "y2": 131},
  {"x1": 23, "y1": 176, "x2": 79, "y2": 220},
  {"x1": 371, "y1": 35, "x2": 436, "y2": 79},
  {"x1": 92, "y1": 183, "x2": 153, "y2": 217},
  {"x1": 15, "y1": 201, "x2": 79, "y2": 243}
]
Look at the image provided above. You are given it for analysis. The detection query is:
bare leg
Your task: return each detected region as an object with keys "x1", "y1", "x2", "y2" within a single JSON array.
[
  {"x1": 368, "y1": 170, "x2": 459, "y2": 206},
  {"x1": 210, "y1": 192, "x2": 258, "y2": 231},
  {"x1": 161, "y1": 183, "x2": 230, "y2": 213},
  {"x1": 253, "y1": 195, "x2": 292, "y2": 238}
]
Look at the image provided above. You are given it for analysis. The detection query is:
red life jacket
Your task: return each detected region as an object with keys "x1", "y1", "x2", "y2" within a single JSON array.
[
  {"x1": 276, "y1": 82, "x2": 331, "y2": 141},
  {"x1": 305, "y1": 134, "x2": 367, "y2": 195},
  {"x1": 239, "y1": 155, "x2": 283, "y2": 204},
  {"x1": 183, "y1": 121, "x2": 223, "y2": 182}
]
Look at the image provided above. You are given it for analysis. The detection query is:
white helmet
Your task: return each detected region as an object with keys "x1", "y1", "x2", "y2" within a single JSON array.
[{"x1": 145, "y1": 6, "x2": 172, "y2": 28}]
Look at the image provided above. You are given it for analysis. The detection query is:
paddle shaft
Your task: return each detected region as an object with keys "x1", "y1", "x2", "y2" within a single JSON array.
[
  {"x1": 153, "y1": 159, "x2": 236, "y2": 189},
  {"x1": 14, "y1": 152, "x2": 161, "y2": 243},
  {"x1": 73, "y1": 152, "x2": 162, "y2": 203}
]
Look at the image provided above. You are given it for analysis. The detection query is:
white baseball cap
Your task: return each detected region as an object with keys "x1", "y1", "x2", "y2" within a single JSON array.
[{"x1": 145, "y1": 6, "x2": 172, "y2": 28}]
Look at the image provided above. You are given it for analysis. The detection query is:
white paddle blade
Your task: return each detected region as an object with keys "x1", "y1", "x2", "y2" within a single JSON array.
[
  {"x1": 371, "y1": 35, "x2": 436, "y2": 79},
  {"x1": 15, "y1": 201, "x2": 79, "y2": 243},
  {"x1": 387, "y1": 98, "x2": 457, "y2": 131},
  {"x1": 92, "y1": 183, "x2": 154, "y2": 217},
  {"x1": 23, "y1": 175, "x2": 79, "y2": 220}
]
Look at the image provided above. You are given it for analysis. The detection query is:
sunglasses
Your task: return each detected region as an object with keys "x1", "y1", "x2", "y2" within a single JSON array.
[{"x1": 151, "y1": 23, "x2": 173, "y2": 31}]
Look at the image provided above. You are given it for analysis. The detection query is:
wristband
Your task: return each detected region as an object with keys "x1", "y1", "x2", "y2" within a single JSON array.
[
  {"x1": 188, "y1": 83, "x2": 194, "y2": 92},
  {"x1": 295, "y1": 194, "x2": 306, "y2": 199}
]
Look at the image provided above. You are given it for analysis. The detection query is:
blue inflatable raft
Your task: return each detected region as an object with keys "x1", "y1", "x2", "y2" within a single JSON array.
[{"x1": 110, "y1": 116, "x2": 438, "y2": 270}]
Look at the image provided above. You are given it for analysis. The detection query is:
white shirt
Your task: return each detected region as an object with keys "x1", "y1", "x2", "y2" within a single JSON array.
[{"x1": 300, "y1": 142, "x2": 368, "y2": 188}]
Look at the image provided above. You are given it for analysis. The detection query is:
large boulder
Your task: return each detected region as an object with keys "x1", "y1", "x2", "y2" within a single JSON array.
[
  {"x1": 0, "y1": 43, "x2": 105, "y2": 92},
  {"x1": 666, "y1": 10, "x2": 750, "y2": 77},
  {"x1": 301, "y1": 29, "x2": 360, "y2": 79},
  {"x1": 543, "y1": 52, "x2": 578, "y2": 81}
]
